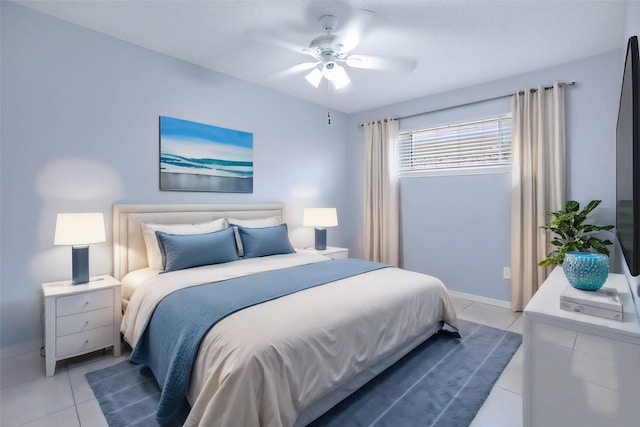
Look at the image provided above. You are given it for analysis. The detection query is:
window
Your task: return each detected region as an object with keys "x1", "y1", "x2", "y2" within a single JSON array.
[{"x1": 398, "y1": 115, "x2": 512, "y2": 176}]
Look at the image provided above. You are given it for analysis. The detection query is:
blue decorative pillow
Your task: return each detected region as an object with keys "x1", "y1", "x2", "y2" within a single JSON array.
[
  {"x1": 156, "y1": 227, "x2": 239, "y2": 272},
  {"x1": 237, "y1": 224, "x2": 295, "y2": 259}
]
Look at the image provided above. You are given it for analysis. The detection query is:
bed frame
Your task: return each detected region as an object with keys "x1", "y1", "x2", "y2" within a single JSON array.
[
  {"x1": 112, "y1": 202, "x2": 443, "y2": 426},
  {"x1": 112, "y1": 203, "x2": 286, "y2": 280}
]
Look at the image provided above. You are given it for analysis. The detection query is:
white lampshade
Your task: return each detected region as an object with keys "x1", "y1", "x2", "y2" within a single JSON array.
[
  {"x1": 303, "y1": 208, "x2": 338, "y2": 228},
  {"x1": 54, "y1": 213, "x2": 106, "y2": 246},
  {"x1": 305, "y1": 67, "x2": 323, "y2": 88}
]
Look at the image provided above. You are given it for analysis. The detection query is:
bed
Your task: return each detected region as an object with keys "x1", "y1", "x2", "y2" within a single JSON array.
[{"x1": 114, "y1": 203, "x2": 458, "y2": 427}]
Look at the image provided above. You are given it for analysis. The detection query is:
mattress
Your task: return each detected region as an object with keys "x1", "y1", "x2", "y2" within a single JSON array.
[{"x1": 121, "y1": 252, "x2": 457, "y2": 426}]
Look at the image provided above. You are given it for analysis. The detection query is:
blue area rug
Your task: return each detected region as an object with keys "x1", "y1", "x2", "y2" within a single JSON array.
[
  {"x1": 86, "y1": 320, "x2": 521, "y2": 427},
  {"x1": 85, "y1": 361, "x2": 189, "y2": 427}
]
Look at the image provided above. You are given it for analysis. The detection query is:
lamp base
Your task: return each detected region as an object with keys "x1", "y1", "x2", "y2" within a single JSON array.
[
  {"x1": 72, "y1": 246, "x2": 89, "y2": 285},
  {"x1": 314, "y1": 228, "x2": 327, "y2": 251}
]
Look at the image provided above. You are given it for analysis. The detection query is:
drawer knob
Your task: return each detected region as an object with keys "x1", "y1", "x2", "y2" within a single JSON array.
[
  {"x1": 84, "y1": 321, "x2": 89, "y2": 326},
  {"x1": 84, "y1": 339, "x2": 89, "y2": 344},
  {"x1": 84, "y1": 301, "x2": 89, "y2": 306}
]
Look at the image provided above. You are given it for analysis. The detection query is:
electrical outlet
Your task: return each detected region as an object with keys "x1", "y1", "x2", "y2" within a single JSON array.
[{"x1": 503, "y1": 267, "x2": 511, "y2": 279}]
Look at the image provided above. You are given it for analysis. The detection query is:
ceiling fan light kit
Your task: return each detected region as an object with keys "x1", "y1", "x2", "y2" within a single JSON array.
[
  {"x1": 305, "y1": 67, "x2": 323, "y2": 88},
  {"x1": 323, "y1": 65, "x2": 350, "y2": 89}
]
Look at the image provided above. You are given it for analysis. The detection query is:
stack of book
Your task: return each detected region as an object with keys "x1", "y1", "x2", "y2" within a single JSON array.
[{"x1": 559, "y1": 285, "x2": 623, "y2": 321}]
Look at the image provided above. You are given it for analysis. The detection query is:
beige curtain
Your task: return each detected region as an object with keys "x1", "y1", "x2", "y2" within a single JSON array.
[
  {"x1": 511, "y1": 83, "x2": 565, "y2": 310},
  {"x1": 363, "y1": 119, "x2": 400, "y2": 266}
]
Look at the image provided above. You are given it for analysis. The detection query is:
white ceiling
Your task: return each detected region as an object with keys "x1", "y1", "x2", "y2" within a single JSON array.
[{"x1": 15, "y1": 0, "x2": 627, "y2": 114}]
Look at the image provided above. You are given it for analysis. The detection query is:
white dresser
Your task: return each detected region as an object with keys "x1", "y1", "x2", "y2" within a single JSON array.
[
  {"x1": 523, "y1": 267, "x2": 640, "y2": 426},
  {"x1": 42, "y1": 275, "x2": 122, "y2": 377}
]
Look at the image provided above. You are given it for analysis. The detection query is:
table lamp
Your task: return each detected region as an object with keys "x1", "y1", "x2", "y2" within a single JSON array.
[
  {"x1": 303, "y1": 208, "x2": 338, "y2": 250},
  {"x1": 54, "y1": 213, "x2": 106, "y2": 284}
]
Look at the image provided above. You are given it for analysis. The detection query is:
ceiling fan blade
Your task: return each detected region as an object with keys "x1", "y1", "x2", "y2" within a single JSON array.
[
  {"x1": 301, "y1": 47, "x2": 320, "y2": 59},
  {"x1": 248, "y1": 30, "x2": 304, "y2": 55},
  {"x1": 345, "y1": 54, "x2": 417, "y2": 72},
  {"x1": 289, "y1": 61, "x2": 320, "y2": 73},
  {"x1": 269, "y1": 61, "x2": 319, "y2": 80},
  {"x1": 337, "y1": 27, "x2": 360, "y2": 55},
  {"x1": 336, "y1": 9, "x2": 376, "y2": 54}
]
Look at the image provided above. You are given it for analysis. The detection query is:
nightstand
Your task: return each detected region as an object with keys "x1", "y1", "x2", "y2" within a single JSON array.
[
  {"x1": 296, "y1": 246, "x2": 349, "y2": 259},
  {"x1": 42, "y1": 275, "x2": 122, "y2": 377}
]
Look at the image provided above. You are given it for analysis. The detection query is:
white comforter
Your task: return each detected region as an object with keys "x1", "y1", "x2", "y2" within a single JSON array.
[{"x1": 121, "y1": 253, "x2": 458, "y2": 427}]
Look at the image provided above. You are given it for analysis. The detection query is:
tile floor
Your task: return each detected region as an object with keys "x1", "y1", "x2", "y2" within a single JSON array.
[{"x1": 0, "y1": 297, "x2": 523, "y2": 426}]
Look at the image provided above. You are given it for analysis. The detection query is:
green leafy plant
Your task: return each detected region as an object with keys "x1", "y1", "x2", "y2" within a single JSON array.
[{"x1": 538, "y1": 200, "x2": 614, "y2": 267}]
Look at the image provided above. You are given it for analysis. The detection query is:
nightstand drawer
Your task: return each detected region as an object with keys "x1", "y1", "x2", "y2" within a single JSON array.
[
  {"x1": 56, "y1": 307, "x2": 113, "y2": 337},
  {"x1": 56, "y1": 325, "x2": 114, "y2": 358},
  {"x1": 56, "y1": 288, "x2": 114, "y2": 316},
  {"x1": 330, "y1": 251, "x2": 348, "y2": 259},
  {"x1": 296, "y1": 247, "x2": 349, "y2": 259}
]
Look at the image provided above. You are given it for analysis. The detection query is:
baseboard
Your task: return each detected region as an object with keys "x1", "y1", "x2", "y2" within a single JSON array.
[
  {"x1": 447, "y1": 290, "x2": 512, "y2": 310},
  {"x1": 0, "y1": 338, "x2": 42, "y2": 359}
]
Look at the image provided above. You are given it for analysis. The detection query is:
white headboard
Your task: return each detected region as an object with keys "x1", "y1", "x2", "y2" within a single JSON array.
[{"x1": 112, "y1": 203, "x2": 286, "y2": 280}]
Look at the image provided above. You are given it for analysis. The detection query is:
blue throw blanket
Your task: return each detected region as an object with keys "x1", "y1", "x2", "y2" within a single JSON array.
[{"x1": 130, "y1": 258, "x2": 387, "y2": 422}]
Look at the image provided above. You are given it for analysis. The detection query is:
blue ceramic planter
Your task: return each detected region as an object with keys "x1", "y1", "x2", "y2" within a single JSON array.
[{"x1": 562, "y1": 252, "x2": 609, "y2": 291}]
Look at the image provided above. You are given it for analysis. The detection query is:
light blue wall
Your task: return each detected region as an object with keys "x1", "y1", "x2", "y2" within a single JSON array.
[
  {"x1": 625, "y1": 0, "x2": 640, "y2": 41},
  {"x1": 346, "y1": 51, "x2": 623, "y2": 302},
  {"x1": 0, "y1": 3, "x2": 349, "y2": 349}
]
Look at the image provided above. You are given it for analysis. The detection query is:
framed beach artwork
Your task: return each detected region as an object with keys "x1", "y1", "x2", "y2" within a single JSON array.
[{"x1": 159, "y1": 116, "x2": 253, "y2": 193}]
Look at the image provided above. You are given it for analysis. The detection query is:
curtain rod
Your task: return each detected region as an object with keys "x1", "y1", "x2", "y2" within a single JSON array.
[{"x1": 359, "y1": 81, "x2": 576, "y2": 127}]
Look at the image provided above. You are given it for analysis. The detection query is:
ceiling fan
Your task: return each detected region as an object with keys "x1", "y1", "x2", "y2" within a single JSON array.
[{"x1": 283, "y1": 14, "x2": 417, "y2": 90}]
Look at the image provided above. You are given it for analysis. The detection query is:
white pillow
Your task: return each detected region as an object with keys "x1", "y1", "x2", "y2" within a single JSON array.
[
  {"x1": 141, "y1": 218, "x2": 228, "y2": 270},
  {"x1": 226, "y1": 216, "x2": 280, "y2": 257}
]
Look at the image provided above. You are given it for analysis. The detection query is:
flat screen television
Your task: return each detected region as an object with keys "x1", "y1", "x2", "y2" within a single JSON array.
[{"x1": 617, "y1": 35, "x2": 640, "y2": 277}]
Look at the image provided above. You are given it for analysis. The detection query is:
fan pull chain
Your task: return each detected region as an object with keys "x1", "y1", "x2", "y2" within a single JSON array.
[{"x1": 326, "y1": 80, "x2": 332, "y2": 125}]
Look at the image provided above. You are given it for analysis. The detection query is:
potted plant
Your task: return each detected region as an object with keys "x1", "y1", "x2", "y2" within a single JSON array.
[{"x1": 538, "y1": 200, "x2": 614, "y2": 267}]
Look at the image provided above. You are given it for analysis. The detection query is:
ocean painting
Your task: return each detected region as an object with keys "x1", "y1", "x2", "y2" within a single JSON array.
[{"x1": 159, "y1": 116, "x2": 253, "y2": 193}]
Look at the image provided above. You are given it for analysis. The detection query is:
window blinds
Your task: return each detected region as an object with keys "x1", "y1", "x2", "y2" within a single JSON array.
[{"x1": 398, "y1": 115, "x2": 512, "y2": 176}]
